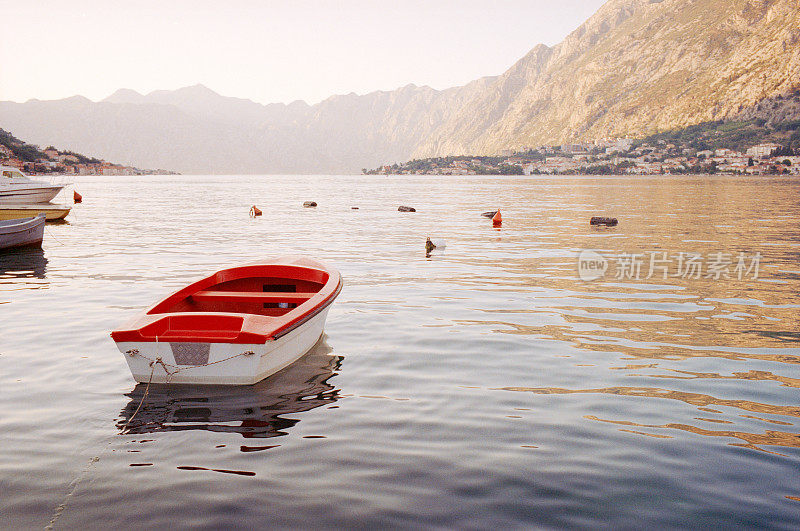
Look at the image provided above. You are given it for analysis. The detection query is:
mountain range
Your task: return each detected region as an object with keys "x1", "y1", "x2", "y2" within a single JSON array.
[{"x1": 1, "y1": 0, "x2": 798, "y2": 174}]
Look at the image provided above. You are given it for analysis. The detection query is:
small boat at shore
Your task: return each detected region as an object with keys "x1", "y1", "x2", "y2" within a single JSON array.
[
  {"x1": 1, "y1": 166, "x2": 66, "y2": 204},
  {"x1": 111, "y1": 256, "x2": 343, "y2": 385},
  {"x1": 0, "y1": 203, "x2": 71, "y2": 221},
  {"x1": 0, "y1": 214, "x2": 46, "y2": 250}
]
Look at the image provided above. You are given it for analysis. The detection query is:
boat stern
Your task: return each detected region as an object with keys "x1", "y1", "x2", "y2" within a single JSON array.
[{"x1": 115, "y1": 340, "x2": 267, "y2": 385}]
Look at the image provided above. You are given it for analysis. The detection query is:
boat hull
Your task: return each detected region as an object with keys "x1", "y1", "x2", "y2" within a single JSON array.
[
  {"x1": 0, "y1": 215, "x2": 46, "y2": 250},
  {"x1": 115, "y1": 306, "x2": 331, "y2": 384},
  {"x1": 0, "y1": 204, "x2": 71, "y2": 221},
  {"x1": 0, "y1": 186, "x2": 63, "y2": 204}
]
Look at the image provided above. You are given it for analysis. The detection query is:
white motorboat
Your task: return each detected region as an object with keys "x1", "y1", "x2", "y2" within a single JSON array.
[
  {"x1": 0, "y1": 166, "x2": 66, "y2": 204},
  {"x1": 0, "y1": 214, "x2": 46, "y2": 250}
]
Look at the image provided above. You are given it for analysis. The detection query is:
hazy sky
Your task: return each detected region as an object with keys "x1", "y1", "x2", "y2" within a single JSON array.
[{"x1": 1, "y1": 0, "x2": 607, "y2": 105}]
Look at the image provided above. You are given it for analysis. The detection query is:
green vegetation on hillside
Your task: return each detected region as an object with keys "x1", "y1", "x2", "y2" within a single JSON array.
[
  {"x1": 364, "y1": 154, "x2": 535, "y2": 175},
  {"x1": 366, "y1": 117, "x2": 800, "y2": 176},
  {"x1": 1, "y1": 129, "x2": 103, "y2": 165},
  {"x1": 640, "y1": 119, "x2": 800, "y2": 153},
  {"x1": 0, "y1": 129, "x2": 41, "y2": 162}
]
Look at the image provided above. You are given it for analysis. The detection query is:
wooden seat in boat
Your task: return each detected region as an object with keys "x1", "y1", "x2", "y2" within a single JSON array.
[{"x1": 191, "y1": 290, "x2": 317, "y2": 304}]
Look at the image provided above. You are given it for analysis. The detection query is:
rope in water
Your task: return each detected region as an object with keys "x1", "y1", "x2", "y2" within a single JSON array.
[
  {"x1": 43, "y1": 184, "x2": 75, "y2": 247},
  {"x1": 45, "y1": 454, "x2": 101, "y2": 530},
  {"x1": 120, "y1": 361, "x2": 156, "y2": 432},
  {"x1": 47, "y1": 338, "x2": 257, "y2": 526},
  {"x1": 47, "y1": 362, "x2": 154, "y2": 529},
  {"x1": 45, "y1": 225, "x2": 65, "y2": 246},
  {"x1": 119, "y1": 337, "x2": 256, "y2": 434}
]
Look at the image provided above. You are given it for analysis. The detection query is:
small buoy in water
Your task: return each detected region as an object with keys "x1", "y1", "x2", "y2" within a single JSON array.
[
  {"x1": 481, "y1": 210, "x2": 497, "y2": 218},
  {"x1": 492, "y1": 210, "x2": 502, "y2": 226},
  {"x1": 250, "y1": 205, "x2": 262, "y2": 217},
  {"x1": 426, "y1": 237, "x2": 446, "y2": 254},
  {"x1": 73, "y1": 190, "x2": 83, "y2": 203},
  {"x1": 303, "y1": 201, "x2": 317, "y2": 208},
  {"x1": 398, "y1": 206, "x2": 416, "y2": 212},
  {"x1": 590, "y1": 216, "x2": 617, "y2": 227}
]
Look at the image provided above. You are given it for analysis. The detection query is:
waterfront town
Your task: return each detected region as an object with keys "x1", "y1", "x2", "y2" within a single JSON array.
[
  {"x1": 0, "y1": 129, "x2": 174, "y2": 176},
  {"x1": 3, "y1": 126, "x2": 798, "y2": 178},
  {"x1": 366, "y1": 138, "x2": 800, "y2": 176}
]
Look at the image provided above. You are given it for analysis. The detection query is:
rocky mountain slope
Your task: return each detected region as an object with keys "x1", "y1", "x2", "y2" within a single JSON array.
[
  {"x1": 1, "y1": 0, "x2": 798, "y2": 173},
  {"x1": 414, "y1": 0, "x2": 800, "y2": 157}
]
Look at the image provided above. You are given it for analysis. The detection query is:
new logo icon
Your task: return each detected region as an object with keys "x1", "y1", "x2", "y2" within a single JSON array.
[{"x1": 578, "y1": 250, "x2": 608, "y2": 281}]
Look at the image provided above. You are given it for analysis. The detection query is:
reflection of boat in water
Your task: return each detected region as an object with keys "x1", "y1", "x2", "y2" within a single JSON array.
[
  {"x1": 0, "y1": 246, "x2": 48, "y2": 280},
  {"x1": 117, "y1": 338, "x2": 342, "y2": 440}
]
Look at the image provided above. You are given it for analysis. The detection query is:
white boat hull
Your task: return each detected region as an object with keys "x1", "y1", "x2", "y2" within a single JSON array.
[
  {"x1": 115, "y1": 306, "x2": 332, "y2": 385},
  {"x1": 0, "y1": 214, "x2": 46, "y2": 250},
  {"x1": 0, "y1": 186, "x2": 63, "y2": 204}
]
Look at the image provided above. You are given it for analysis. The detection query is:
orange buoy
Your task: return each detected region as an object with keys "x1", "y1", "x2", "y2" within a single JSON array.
[
  {"x1": 492, "y1": 210, "x2": 502, "y2": 226},
  {"x1": 73, "y1": 190, "x2": 83, "y2": 203},
  {"x1": 250, "y1": 205, "x2": 262, "y2": 217}
]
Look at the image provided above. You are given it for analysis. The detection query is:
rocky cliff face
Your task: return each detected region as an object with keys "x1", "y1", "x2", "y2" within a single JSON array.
[
  {"x1": 1, "y1": 0, "x2": 798, "y2": 173},
  {"x1": 414, "y1": 0, "x2": 800, "y2": 157}
]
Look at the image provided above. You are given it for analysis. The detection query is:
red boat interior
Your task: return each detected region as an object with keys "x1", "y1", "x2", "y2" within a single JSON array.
[
  {"x1": 154, "y1": 266, "x2": 328, "y2": 315},
  {"x1": 111, "y1": 263, "x2": 338, "y2": 343},
  {"x1": 158, "y1": 276, "x2": 325, "y2": 316}
]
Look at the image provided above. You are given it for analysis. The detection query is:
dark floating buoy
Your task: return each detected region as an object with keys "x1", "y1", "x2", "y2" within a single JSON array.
[
  {"x1": 481, "y1": 210, "x2": 498, "y2": 218},
  {"x1": 250, "y1": 205, "x2": 262, "y2": 217},
  {"x1": 590, "y1": 216, "x2": 618, "y2": 227},
  {"x1": 303, "y1": 201, "x2": 317, "y2": 208},
  {"x1": 398, "y1": 206, "x2": 416, "y2": 212},
  {"x1": 425, "y1": 237, "x2": 436, "y2": 254},
  {"x1": 73, "y1": 190, "x2": 83, "y2": 203}
]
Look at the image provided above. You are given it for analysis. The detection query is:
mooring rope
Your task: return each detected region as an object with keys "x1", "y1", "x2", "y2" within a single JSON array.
[
  {"x1": 120, "y1": 361, "x2": 156, "y2": 432},
  {"x1": 45, "y1": 454, "x2": 101, "y2": 530},
  {"x1": 45, "y1": 225, "x2": 65, "y2": 246},
  {"x1": 129, "y1": 350, "x2": 254, "y2": 383},
  {"x1": 47, "y1": 344, "x2": 255, "y2": 526},
  {"x1": 49, "y1": 340, "x2": 154, "y2": 527}
]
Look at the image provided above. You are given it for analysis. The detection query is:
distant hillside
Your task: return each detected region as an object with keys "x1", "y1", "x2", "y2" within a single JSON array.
[
  {"x1": 640, "y1": 115, "x2": 800, "y2": 152},
  {"x1": 1, "y1": 0, "x2": 798, "y2": 174},
  {"x1": 0, "y1": 128, "x2": 168, "y2": 175},
  {"x1": 369, "y1": 118, "x2": 800, "y2": 176}
]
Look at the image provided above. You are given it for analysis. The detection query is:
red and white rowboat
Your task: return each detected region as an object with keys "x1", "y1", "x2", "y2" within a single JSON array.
[{"x1": 111, "y1": 256, "x2": 342, "y2": 385}]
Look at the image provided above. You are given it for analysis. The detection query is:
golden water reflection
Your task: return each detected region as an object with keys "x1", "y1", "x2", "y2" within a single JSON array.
[
  {"x1": 460, "y1": 319, "x2": 800, "y2": 366},
  {"x1": 585, "y1": 415, "x2": 800, "y2": 456},
  {"x1": 498, "y1": 385, "x2": 800, "y2": 454},
  {"x1": 498, "y1": 385, "x2": 800, "y2": 419}
]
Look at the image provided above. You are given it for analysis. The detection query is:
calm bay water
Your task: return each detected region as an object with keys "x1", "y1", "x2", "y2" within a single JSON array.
[{"x1": 1, "y1": 174, "x2": 799, "y2": 529}]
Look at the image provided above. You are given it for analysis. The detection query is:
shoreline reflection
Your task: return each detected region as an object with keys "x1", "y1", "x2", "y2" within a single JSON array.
[
  {"x1": 117, "y1": 339, "x2": 343, "y2": 443},
  {"x1": 498, "y1": 385, "x2": 800, "y2": 453}
]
